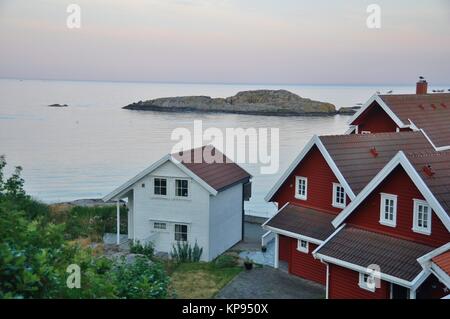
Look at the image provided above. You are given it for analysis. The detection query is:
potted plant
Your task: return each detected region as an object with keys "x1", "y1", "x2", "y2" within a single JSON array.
[
  {"x1": 261, "y1": 245, "x2": 267, "y2": 253},
  {"x1": 244, "y1": 257, "x2": 253, "y2": 270}
]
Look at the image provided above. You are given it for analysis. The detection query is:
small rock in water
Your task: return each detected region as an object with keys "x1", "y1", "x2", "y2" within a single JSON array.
[{"x1": 48, "y1": 103, "x2": 68, "y2": 107}]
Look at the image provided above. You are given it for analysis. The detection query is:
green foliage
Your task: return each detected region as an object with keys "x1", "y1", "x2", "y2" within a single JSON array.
[
  {"x1": 214, "y1": 254, "x2": 238, "y2": 269},
  {"x1": 112, "y1": 257, "x2": 169, "y2": 299},
  {"x1": 129, "y1": 241, "x2": 154, "y2": 259},
  {"x1": 63, "y1": 205, "x2": 127, "y2": 241},
  {"x1": 0, "y1": 156, "x2": 170, "y2": 299},
  {"x1": 171, "y1": 241, "x2": 203, "y2": 263}
]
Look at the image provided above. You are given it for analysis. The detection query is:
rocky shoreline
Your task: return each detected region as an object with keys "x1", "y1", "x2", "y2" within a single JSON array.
[{"x1": 123, "y1": 89, "x2": 358, "y2": 116}]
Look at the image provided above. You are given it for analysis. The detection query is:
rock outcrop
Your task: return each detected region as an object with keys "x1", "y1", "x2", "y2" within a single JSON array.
[{"x1": 123, "y1": 89, "x2": 337, "y2": 116}]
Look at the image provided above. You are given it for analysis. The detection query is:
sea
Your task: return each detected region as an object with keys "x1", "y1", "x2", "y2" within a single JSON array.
[{"x1": 1, "y1": 79, "x2": 448, "y2": 217}]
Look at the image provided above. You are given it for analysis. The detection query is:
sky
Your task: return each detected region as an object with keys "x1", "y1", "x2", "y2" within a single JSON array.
[{"x1": 0, "y1": 0, "x2": 449, "y2": 85}]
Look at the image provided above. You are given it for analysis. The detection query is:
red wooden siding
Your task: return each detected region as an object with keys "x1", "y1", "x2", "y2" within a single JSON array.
[
  {"x1": 352, "y1": 102, "x2": 398, "y2": 133},
  {"x1": 346, "y1": 166, "x2": 450, "y2": 247},
  {"x1": 288, "y1": 239, "x2": 326, "y2": 285},
  {"x1": 273, "y1": 145, "x2": 346, "y2": 214},
  {"x1": 278, "y1": 235, "x2": 290, "y2": 262},
  {"x1": 328, "y1": 264, "x2": 390, "y2": 299}
]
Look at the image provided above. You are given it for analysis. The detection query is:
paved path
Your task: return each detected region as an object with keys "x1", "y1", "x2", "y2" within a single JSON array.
[{"x1": 216, "y1": 267, "x2": 326, "y2": 299}]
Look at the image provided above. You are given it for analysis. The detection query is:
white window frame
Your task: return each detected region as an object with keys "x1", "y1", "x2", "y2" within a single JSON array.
[
  {"x1": 174, "y1": 224, "x2": 188, "y2": 242},
  {"x1": 379, "y1": 193, "x2": 397, "y2": 227},
  {"x1": 295, "y1": 176, "x2": 308, "y2": 200},
  {"x1": 412, "y1": 199, "x2": 432, "y2": 235},
  {"x1": 174, "y1": 178, "x2": 190, "y2": 199},
  {"x1": 153, "y1": 222, "x2": 167, "y2": 231},
  {"x1": 297, "y1": 240, "x2": 309, "y2": 253},
  {"x1": 152, "y1": 177, "x2": 168, "y2": 198},
  {"x1": 332, "y1": 183, "x2": 346, "y2": 208},
  {"x1": 358, "y1": 273, "x2": 376, "y2": 292}
]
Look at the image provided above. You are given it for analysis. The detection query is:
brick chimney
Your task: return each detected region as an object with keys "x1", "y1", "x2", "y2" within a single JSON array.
[{"x1": 416, "y1": 78, "x2": 428, "y2": 95}]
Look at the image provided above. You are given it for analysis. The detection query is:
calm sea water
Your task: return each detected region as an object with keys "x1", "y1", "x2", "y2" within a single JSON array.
[{"x1": 1, "y1": 79, "x2": 447, "y2": 217}]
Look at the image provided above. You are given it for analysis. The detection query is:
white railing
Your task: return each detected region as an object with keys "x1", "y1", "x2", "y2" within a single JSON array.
[{"x1": 261, "y1": 230, "x2": 275, "y2": 247}]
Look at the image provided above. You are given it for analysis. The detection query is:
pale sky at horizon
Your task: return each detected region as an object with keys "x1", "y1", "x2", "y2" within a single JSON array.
[{"x1": 0, "y1": 0, "x2": 449, "y2": 85}]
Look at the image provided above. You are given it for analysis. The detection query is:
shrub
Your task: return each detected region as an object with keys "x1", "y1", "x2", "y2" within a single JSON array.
[
  {"x1": 111, "y1": 257, "x2": 169, "y2": 299},
  {"x1": 129, "y1": 240, "x2": 154, "y2": 259},
  {"x1": 63, "y1": 205, "x2": 128, "y2": 241},
  {"x1": 171, "y1": 241, "x2": 203, "y2": 263},
  {"x1": 0, "y1": 157, "x2": 170, "y2": 299},
  {"x1": 214, "y1": 254, "x2": 238, "y2": 268}
]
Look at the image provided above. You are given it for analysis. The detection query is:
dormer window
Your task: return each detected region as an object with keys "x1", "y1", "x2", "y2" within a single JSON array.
[
  {"x1": 295, "y1": 176, "x2": 307, "y2": 200},
  {"x1": 379, "y1": 193, "x2": 397, "y2": 227},
  {"x1": 413, "y1": 199, "x2": 431, "y2": 235},
  {"x1": 332, "y1": 183, "x2": 346, "y2": 208}
]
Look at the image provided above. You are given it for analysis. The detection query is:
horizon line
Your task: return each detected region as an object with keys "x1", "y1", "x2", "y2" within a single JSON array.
[{"x1": 1, "y1": 76, "x2": 450, "y2": 87}]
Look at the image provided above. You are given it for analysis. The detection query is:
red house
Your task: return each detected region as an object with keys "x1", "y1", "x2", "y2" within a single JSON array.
[
  {"x1": 314, "y1": 151, "x2": 450, "y2": 299},
  {"x1": 263, "y1": 131, "x2": 434, "y2": 285},
  {"x1": 347, "y1": 79, "x2": 450, "y2": 151}
]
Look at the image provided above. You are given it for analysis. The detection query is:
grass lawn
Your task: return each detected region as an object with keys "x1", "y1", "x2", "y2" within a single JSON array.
[{"x1": 169, "y1": 260, "x2": 242, "y2": 299}]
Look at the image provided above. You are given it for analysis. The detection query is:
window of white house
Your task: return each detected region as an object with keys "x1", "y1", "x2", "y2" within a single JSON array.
[
  {"x1": 332, "y1": 183, "x2": 346, "y2": 208},
  {"x1": 153, "y1": 222, "x2": 167, "y2": 230},
  {"x1": 413, "y1": 199, "x2": 432, "y2": 235},
  {"x1": 153, "y1": 178, "x2": 167, "y2": 196},
  {"x1": 295, "y1": 176, "x2": 307, "y2": 200},
  {"x1": 379, "y1": 193, "x2": 397, "y2": 227},
  {"x1": 175, "y1": 179, "x2": 189, "y2": 197},
  {"x1": 174, "y1": 224, "x2": 188, "y2": 242},
  {"x1": 297, "y1": 240, "x2": 309, "y2": 253},
  {"x1": 358, "y1": 273, "x2": 376, "y2": 292}
]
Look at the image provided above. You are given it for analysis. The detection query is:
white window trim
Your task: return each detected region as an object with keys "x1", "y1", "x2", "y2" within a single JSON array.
[
  {"x1": 358, "y1": 272, "x2": 376, "y2": 292},
  {"x1": 174, "y1": 178, "x2": 191, "y2": 200},
  {"x1": 153, "y1": 222, "x2": 167, "y2": 231},
  {"x1": 151, "y1": 176, "x2": 169, "y2": 198},
  {"x1": 174, "y1": 223, "x2": 189, "y2": 242},
  {"x1": 297, "y1": 239, "x2": 309, "y2": 253},
  {"x1": 379, "y1": 193, "x2": 397, "y2": 227},
  {"x1": 412, "y1": 199, "x2": 432, "y2": 235},
  {"x1": 295, "y1": 176, "x2": 308, "y2": 200},
  {"x1": 332, "y1": 182, "x2": 346, "y2": 208}
]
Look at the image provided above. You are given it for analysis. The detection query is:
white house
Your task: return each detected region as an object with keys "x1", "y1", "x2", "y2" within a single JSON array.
[{"x1": 103, "y1": 145, "x2": 252, "y2": 261}]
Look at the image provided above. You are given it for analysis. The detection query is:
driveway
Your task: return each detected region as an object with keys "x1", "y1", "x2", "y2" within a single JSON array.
[{"x1": 216, "y1": 267, "x2": 326, "y2": 299}]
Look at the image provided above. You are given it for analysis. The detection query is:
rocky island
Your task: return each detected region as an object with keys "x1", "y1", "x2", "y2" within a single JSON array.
[{"x1": 123, "y1": 89, "x2": 351, "y2": 116}]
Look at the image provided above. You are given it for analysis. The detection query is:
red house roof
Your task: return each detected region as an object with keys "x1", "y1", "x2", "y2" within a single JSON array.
[
  {"x1": 432, "y1": 251, "x2": 450, "y2": 277},
  {"x1": 173, "y1": 145, "x2": 252, "y2": 192},
  {"x1": 406, "y1": 151, "x2": 450, "y2": 216},
  {"x1": 264, "y1": 204, "x2": 336, "y2": 242},
  {"x1": 379, "y1": 93, "x2": 450, "y2": 149},
  {"x1": 350, "y1": 93, "x2": 450, "y2": 149},
  {"x1": 319, "y1": 131, "x2": 434, "y2": 194},
  {"x1": 266, "y1": 131, "x2": 434, "y2": 202},
  {"x1": 314, "y1": 226, "x2": 435, "y2": 283}
]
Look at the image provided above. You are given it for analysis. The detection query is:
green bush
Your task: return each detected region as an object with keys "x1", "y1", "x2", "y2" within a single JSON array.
[
  {"x1": 112, "y1": 257, "x2": 169, "y2": 299},
  {"x1": 214, "y1": 254, "x2": 238, "y2": 268},
  {"x1": 171, "y1": 241, "x2": 203, "y2": 263},
  {"x1": 0, "y1": 156, "x2": 170, "y2": 299},
  {"x1": 129, "y1": 241, "x2": 154, "y2": 259},
  {"x1": 64, "y1": 205, "x2": 128, "y2": 241}
]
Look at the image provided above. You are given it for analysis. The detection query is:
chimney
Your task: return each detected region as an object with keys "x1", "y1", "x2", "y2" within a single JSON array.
[{"x1": 416, "y1": 77, "x2": 428, "y2": 95}]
